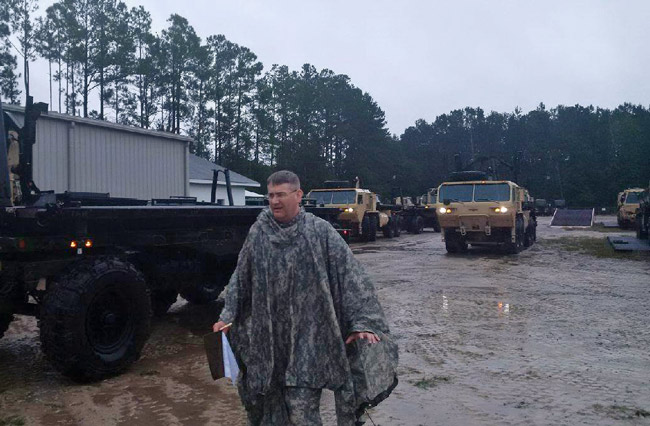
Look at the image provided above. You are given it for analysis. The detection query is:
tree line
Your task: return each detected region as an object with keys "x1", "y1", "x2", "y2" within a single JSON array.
[
  {"x1": 399, "y1": 104, "x2": 650, "y2": 208},
  {"x1": 1, "y1": 0, "x2": 648, "y2": 206}
]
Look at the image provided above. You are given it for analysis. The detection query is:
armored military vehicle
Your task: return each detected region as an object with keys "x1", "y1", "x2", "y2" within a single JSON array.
[
  {"x1": 617, "y1": 188, "x2": 644, "y2": 228},
  {"x1": 436, "y1": 179, "x2": 537, "y2": 254},
  {"x1": 307, "y1": 180, "x2": 400, "y2": 241},
  {"x1": 534, "y1": 198, "x2": 550, "y2": 216},
  {"x1": 395, "y1": 187, "x2": 441, "y2": 233},
  {"x1": 634, "y1": 186, "x2": 649, "y2": 239},
  {"x1": 0, "y1": 98, "x2": 345, "y2": 380}
]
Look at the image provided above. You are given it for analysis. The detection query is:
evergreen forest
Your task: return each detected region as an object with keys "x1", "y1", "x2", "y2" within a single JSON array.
[{"x1": 1, "y1": 0, "x2": 648, "y2": 207}]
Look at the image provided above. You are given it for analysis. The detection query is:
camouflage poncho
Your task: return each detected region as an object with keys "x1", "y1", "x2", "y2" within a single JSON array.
[{"x1": 219, "y1": 208, "x2": 396, "y2": 419}]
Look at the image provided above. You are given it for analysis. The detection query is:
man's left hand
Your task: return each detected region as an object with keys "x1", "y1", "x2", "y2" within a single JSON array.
[{"x1": 345, "y1": 331, "x2": 380, "y2": 344}]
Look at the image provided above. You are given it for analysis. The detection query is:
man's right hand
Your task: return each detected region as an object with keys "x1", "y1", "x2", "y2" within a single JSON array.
[{"x1": 212, "y1": 321, "x2": 231, "y2": 333}]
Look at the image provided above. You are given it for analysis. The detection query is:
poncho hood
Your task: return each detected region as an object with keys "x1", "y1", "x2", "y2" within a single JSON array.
[{"x1": 257, "y1": 207, "x2": 305, "y2": 246}]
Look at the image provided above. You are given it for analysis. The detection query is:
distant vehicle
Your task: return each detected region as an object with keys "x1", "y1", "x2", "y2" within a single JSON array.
[
  {"x1": 436, "y1": 180, "x2": 537, "y2": 254},
  {"x1": 636, "y1": 187, "x2": 649, "y2": 239},
  {"x1": 552, "y1": 199, "x2": 566, "y2": 210},
  {"x1": 617, "y1": 188, "x2": 644, "y2": 228},
  {"x1": 307, "y1": 179, "x2": 400, "y2": 241},
  {"x1": 394, "y1": 187, "x2": 441, "y2": 233},
  {"x1": 534, "y1": 198, "x2": 550, "y2": 216}
]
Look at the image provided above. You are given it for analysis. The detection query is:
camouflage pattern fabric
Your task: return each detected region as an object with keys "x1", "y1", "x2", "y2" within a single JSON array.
[{"x1": 219, "y1": 208, "x2": 396, "y2": 425}]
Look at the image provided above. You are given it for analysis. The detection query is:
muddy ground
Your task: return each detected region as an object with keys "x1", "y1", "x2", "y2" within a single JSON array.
[{"x1": 1, "y1": 216, "x2": 649, "y2": 425}]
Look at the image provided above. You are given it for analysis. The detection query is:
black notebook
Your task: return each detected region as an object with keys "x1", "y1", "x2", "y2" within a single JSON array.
[{"x1": 203, "y1": 331, "x2": 225, "y2": 381}]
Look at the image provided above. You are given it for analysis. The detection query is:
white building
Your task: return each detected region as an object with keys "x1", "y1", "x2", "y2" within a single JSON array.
[{"x1": 188, "y1": 154, "x2": 260, "y2": 205}]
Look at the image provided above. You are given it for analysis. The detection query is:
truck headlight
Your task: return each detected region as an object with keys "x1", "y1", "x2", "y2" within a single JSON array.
[
  {"x1": 494, "y1": 207, "x2": 508, "y2": 213},
  {"x1": 345, "y1": 207, "x2": 354, "y2": 213},
  {"x1": 439, "y1": 207, "x2": 447, "y2": 214}
]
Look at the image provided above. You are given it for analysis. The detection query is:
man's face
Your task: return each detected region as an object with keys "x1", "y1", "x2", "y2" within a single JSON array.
[{"x1": 268, "y1": 183, "x2": 303, "y2": 223}]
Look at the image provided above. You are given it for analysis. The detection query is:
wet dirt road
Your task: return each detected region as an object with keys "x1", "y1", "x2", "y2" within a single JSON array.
[{"x1": 1, "y1": 216, "x2": 649, "y2": 425}]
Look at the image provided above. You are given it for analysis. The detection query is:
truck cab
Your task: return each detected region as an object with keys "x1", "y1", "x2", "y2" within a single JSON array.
[
  {"x1": 617, "y1": 188, "x2": 644, "y2": 228},
  {"x1": 436, "y1": 180, "x2": 536, "y2": 253},
  {"x1": 307, "y1": 180, "x2": 399, "y2": 240}
]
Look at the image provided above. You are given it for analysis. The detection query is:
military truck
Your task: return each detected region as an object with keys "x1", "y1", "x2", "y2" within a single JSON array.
[
  {"x1": 0, "y1": 98, "x2": 344, "y2": 381},
  {"x1": 534, "y1": 198, "x2": 550, "y2": 216},
  {"x1": 636, "y1": 186, "x2": 649, "y2": 239},
  {"x1": 436, "y1": 179, "x2": 537, "y2": 254},
  {"x1": 307, "y1": 180, "x2": 401, "y2": 241},
  {"x1": 395, "y1": 187, "x2": 441, "y2": 233},
  {"x1": 617, "y1": 188, "x2": 644, "y2": 229}
]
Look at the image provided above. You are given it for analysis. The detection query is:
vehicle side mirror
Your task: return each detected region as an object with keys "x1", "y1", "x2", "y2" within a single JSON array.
[{"x1": 443, "y1": 199, "x2": 451, "y2": 206}]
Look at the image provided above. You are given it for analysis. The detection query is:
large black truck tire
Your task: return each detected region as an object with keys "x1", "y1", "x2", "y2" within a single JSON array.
[
  {"x1": 504, "y1": 217, "x2": 525, "y2": 254},
  {"x1": 368, "y1": 216, "x2": 377, "y2": 242},
  {"x1": 637, "y1": 213, "x2": 648, "y2": 240},
  {"x1": 382, "y1": 217, "x2": 395, "y2": 238},
  {"x1": 394, "y1": 216, "x2": 401, "y2": 237},
  {"x1": 40, "y1": 257, "x2": 152, "y2": 381},
  {"x1": 410, "y1": 216, "x2": 424, "y2": 234},
  {"x1": 524, "y1": 221, "x2": 537, "y2": 247},
  {"x1": 361, "y1": 215, "x2": 377, "y2": 242},
  {"x1": 151, "y1": 289, "x2": 178, "y2": 316},
  {"x1": 180, "y1": 268, "x2": 234, "y2": 305},
  {"x1": 179, "y1": 258, "x2": 237, "y2": 305},
  {"x1": 0, "y1": 313, "x2": 13, "y2": 339},
  {"x1": 444, "y1": 230, "x2": 467, "y2": 254}
]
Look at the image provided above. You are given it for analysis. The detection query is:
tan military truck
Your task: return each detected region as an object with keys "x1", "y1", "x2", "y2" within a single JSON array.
[
  {"x1": 307, "y1": 180, "x2": 400, "y2": 241},
  {"x1": 394, "y1": 188, "x2": 441, "y2": 233},
  {"x1": 436, "y1": 180, "x2": 537, "y2": 254},
  {"x1": 617, "y1": 188, "x2": 644, "y2": 229},
  {"x1": 636, "y1": 186, "x2": 649, "y2": 239}
]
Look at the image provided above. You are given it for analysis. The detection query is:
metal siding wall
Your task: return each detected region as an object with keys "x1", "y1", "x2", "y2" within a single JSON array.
[
  {"x1": 29, "y1": 116, "x2": 185, "y2": 199},
  {"x1": 33, "y1": 118, "x2": 69, "y2": 193},
  {"x1": 11, "y1": 110, "x2": 187, "y2": 199}
]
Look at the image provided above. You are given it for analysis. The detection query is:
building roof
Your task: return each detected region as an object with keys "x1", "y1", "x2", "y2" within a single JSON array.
[
  {"x1": 3, "y1": 104, "x2": 192, "y2": 142},
  {"x1": 189, "y1": 154, "x2": 260, "y2": 187}
]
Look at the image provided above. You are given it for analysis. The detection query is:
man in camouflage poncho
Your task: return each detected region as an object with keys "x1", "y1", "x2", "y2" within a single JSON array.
[{"x1": 213, "y1": 170, "x2": 397, "y2": 425}]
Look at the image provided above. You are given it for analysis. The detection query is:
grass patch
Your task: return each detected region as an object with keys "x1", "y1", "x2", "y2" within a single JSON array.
[
  {"x1": 568, "y1": 223, "x2": 633, "y2": 233},
  {"x1": 0, "y1": 416, "x2": 26, "y2": 426},
  {"x1": 593, "y1": 404, "x2": 650, "y2": 420},
  {"x1": 540, "y1": 236, "x2": 649, "y2": 261},
  {"x1": 412, "y1": 375, "x2": 450, "y2": 389}
]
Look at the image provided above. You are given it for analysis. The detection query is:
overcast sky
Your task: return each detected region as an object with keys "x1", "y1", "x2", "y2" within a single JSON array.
[{"x1": 22, "y1": 0, "x2": 650, "y2": 135}]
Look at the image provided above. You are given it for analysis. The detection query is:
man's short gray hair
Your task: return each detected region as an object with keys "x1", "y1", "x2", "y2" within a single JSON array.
[{"x1": 267, "y1": 170, "x2": 301, "y2": 190}]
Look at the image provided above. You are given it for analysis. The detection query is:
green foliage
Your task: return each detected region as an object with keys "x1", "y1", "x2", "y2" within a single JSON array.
[
  {"x1": 540, "y1": 236, "x2": 649, "y2": 261},
  {"x1": 0, "y1": 415, "x2": 26, "y2": 426},
  {"x1": 411, "y1": 375, "x2": 450, "y2": 389},
  {"x1": 0, "y1": 0, "x2": 21, "y2": 103},
  {"x1": 400, "y1": 104, "x2": 650, "y2": 208},
  {"x1": 0, "y1": 1, "x2": 644, "y2": 201}
]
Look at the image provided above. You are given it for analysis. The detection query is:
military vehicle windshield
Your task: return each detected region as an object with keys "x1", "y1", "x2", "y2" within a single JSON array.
[
  {"x1": 474, "y1": 183, "x2": 510, "y2": 201},
  {"x1": 625, "y1": 192, "x2": 641, "y2": 204},
  {"x1": 308, "y1": 190, "x2": 357, "y2": 205},
  {"x1": 439, "y1": 183, "x2": 511, "y2": 202},
  {"x1": 439, "y1": 184, "x2": 473, "y2": 202}
]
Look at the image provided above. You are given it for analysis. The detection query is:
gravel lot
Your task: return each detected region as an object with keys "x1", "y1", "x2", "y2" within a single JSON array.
[{"x1": 1, "y1": 216, "x2": 649, "y2": 425}]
